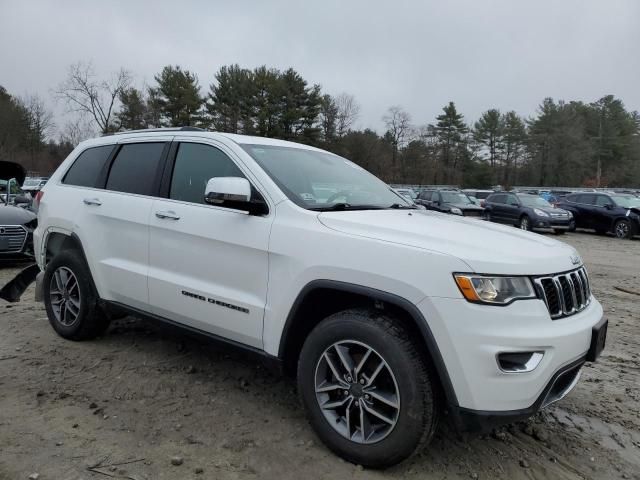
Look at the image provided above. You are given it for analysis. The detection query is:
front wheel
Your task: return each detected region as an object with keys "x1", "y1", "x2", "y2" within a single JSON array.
[
  {"x1": 519, "y1": 215, "x2": 532, "y2": 231},
  {"x1": 44, "y1": 250, "x2": 110, "y2": 340},
  {"x1": 614, "y1": 219, "x2": 635, "y2": 239},
  {"x1": 297, "y1": 310, "x2": 439, "y2": 468}
]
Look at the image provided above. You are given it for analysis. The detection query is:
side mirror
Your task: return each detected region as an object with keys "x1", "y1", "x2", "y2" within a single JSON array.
[
  {"x1": 604, "y1": 203, "x2": 614, "y2": 210},
  {"x1": 204, "y1": 177, "x2": 267, "y2": 215}
]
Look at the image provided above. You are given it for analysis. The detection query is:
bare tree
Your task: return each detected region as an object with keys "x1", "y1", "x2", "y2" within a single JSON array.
[
  {"x1": 383, "y1": 105, "x2": 412, "y2": 151},
  {"x1": 20, "y1": 94, "x2": 55, "y2": 142},
  {"x1": 60, "y1": 117, "x2": 96, "y2": 147},
  {"x1": 55, "y1": 61, "x2": 132, "y2": 134},
  {"x1": 335, "y1": 93, "x2": 361, "y2": 136}
]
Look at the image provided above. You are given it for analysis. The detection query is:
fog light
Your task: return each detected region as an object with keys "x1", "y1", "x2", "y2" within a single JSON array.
[{"x1": 497, "y1": 351, "x2": 544, "y2": 373}]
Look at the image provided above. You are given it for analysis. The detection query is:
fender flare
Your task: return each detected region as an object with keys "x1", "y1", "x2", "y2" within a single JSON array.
[{"x1": 278, "y1": 279, "x2": 459, "y2": 407}]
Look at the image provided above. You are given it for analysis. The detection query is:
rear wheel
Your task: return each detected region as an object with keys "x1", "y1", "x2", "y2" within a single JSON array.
[
  {"x1": 297, "y1": 309, "x2": 438, "y2": 468},
  {"x1": 483, "y1": 210, "x2": 491, "y2": 221},
  {"x1": 44, "y1": 250, "x2": 110, "y2": 340},
  {"x1": 614, "y1": 219, "x2": 634, "y2": 239},
  {"x1": 519, "y1": 215, "x2": 532, "y2": 231}
]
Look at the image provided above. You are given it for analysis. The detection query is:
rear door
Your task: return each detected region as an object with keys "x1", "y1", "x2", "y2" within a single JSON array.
[
  {"x1": 71, "y1": 138, "x2": 170, "y2": 310},
  {"x1": 576, "y1": 194, "x2": 596, "y2": 229},
  {"x1": 147, "y1": 139, "x2": 273, "y2": 348},
  {"x1": 593, "y1": 194, "x2": 614, "y2": 232}
]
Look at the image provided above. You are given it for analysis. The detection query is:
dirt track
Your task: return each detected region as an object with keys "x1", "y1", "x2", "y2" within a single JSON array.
[{"x1": 1, "y1": 232, "x2": 639, "y2": 480}]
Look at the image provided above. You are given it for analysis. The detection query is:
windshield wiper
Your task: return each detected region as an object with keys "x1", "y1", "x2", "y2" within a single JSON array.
[
  {"x1": 388, "y1": 203, "x2": 417, "y2": 209},
  {"x1": 310, "y1": 203, "x2": 388, "y2": 212}
]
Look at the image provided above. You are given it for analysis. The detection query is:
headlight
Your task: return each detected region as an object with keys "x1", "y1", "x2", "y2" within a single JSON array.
[
  {"x1": 567, "y1": 211, "x2": 573, "y2": 218},
  {"x1": 533, "y1": 208, "x2": 549, "y2": 217},
  {"x1": 450, "y1": 207, "x2": 463, "y2": 215},
  {"x1": 454, "y1": 274, "x2": 537, "y2": 305},
  {"x1": 24, "y1": 218, "x2": 38, "y2": 230}
]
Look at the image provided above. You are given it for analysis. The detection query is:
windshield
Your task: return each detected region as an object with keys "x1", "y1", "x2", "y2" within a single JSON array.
[
  {"x1": 519, "y1": 195, "x2": 552, "y2": 207},
  {"x1": 612, "y1": 195, "x2": 640, "y2": 208},
  {"x1": 241, "y1": 144, "x2": 410, "y2": 210},
  {"x1": 440, "y1": 192, "x2": 473, "y2": 204}
]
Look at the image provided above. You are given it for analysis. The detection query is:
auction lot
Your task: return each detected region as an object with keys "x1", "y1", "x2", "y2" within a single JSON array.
[{"x1": 1, "y1": 232, "x2": 639, "y2": 480}]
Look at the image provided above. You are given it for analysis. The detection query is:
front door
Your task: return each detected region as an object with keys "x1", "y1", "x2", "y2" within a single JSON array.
[{"x1": 148, "y1": 140, "x2": 272, "y2": 348}]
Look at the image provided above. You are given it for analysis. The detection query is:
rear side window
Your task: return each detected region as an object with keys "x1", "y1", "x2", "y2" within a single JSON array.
[
  {"x1": 170, "y1": 143, "x2": 245, "y2": 204},
  {"x1": 578, "y1": 194, "x2": 596, "y2": 205},
  {"x1": 419, "y1": 191, "x2": 432, "y2": 201},
  {"x1": 488, "y1": 194, "x2": 504, "y2": 204},
  {"x1": 63, "y1": 145, "x2": 114, "y2": 188},
  {"x1": 106, "y1": 143, "x2": 166, "y2": 196}
]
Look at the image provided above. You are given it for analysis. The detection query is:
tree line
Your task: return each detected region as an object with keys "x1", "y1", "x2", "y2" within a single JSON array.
[{"x1": 1, "y1": 61, "x2": 638, "y2": 188}]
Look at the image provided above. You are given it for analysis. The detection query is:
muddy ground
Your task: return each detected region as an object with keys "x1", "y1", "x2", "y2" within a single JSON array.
[{"x1": 0, "y1": 231, "x2": 639, "y2": 480}]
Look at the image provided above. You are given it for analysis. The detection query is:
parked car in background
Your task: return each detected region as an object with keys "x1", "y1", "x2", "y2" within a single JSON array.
[
  {"x1": 0, "y1": 161, "x2": 37, "y2": 260},
  {"x1": 483, "y1": 192, "x2": 574, "y2": 234},
  {"x1": 557, "y1": 192, "x2": 640, "y2": 239},
  {"x1": 22, "y1": 176, "x2": 49, "y2": 195},
  {"x1": 461, "y1": 189, "x2": 494, "y2": 207},
  {"x1": 394, "y1": 187, "x2": 417, "y2": 202},
  {"x1": 416, "y1": 189, "x2": 484, "y2": 217}
]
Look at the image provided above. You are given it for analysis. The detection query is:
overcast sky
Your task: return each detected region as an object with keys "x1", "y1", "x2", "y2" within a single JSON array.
[{"x1": 1, "y1": 0, "x2": 638, "y2": 135}]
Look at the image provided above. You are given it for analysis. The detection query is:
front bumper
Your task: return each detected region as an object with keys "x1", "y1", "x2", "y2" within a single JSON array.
[
  {"x1": 533, "y1": 217, "x2": 574, "y2": 230},
  {"x1": 417, "y1": 294, "x2": 604, "y2": 414}
]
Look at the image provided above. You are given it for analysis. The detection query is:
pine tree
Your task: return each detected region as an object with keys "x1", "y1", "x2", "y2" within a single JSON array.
[{"x1": 154, "y1": 66, "x2": 203, "y2": 127}]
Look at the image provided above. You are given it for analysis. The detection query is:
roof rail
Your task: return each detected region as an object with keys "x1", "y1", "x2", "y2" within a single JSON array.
[{"x1": 105, "y1": 126, "x2": 206, "y2": 136}]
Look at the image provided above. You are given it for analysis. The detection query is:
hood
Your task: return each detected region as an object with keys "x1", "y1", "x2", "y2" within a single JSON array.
[
  {"x1": 0, "y1": 204, "x2": 37, "y2": 225},
  {"x1": 448, "y1": 202, "x2": 483, "y2": 210},
  {"x1": 0, "y1": 161, "x2": 26, "y2": 186},
  {"x1": 318, "y1": 210, "x2": 581, "y2": 275}
]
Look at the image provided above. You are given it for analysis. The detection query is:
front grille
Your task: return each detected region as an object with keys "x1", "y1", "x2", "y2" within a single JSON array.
[
  {"x1": 534, "y1": 267, "x2": 591, "y2": 319},
  {"x1": 0, "y1": 225, "x2": 27, "y2": 253},
  {"x1": 463, "y1": 210, "x2": 483, "y2": 217}
]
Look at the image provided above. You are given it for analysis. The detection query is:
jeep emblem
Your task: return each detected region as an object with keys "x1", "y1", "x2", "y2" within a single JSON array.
[{"x1": 570, "y1": 254, "x2": 581, "y2": 265}]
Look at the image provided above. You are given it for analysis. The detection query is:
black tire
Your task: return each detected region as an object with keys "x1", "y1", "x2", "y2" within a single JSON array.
[
  {"x1": 43, "y1": 250, "x2": 110, "y2": 340},
  {"x1": 483, "y1": 210, "x2": 491, "y2": 221},
  {"x1": 297, "y1": 309, "x2": 438, "y2": 468},
  {"x1": 519, "y1": 215, "x2": 532, "y2": 231},
  {"x1": 614, "y1": 219, "x2": 635, "y2": 239},
  {"x1": 553, "y1": 229, "x2": 566, "y2": 235}
]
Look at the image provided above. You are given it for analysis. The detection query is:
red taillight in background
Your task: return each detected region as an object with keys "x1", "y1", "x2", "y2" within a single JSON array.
[{"x1": 34, "y1": 190, "x2": 44, "y2": 208}]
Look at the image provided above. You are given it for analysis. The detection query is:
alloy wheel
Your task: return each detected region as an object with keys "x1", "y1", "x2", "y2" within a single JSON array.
[
  {"x1": 615, "y1": 221, "x2": 629, "y2": 238},
  {"x1": 520, "y1": 217, "x2": 530, "y2": 230},
  {"x1": 314, "y1": 340, "x2": 400, "y2": 444},
  {"x1": 49, "y1": 266, "x2": 81, "y2": 326}
]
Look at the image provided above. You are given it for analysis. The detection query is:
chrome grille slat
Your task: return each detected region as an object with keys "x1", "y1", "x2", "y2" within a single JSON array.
[
  {"x1": 534, "y1": 267, "x2": 591, "y2": 319},
  {"x1": 0, "y1": 225, "x2": 28, "y2": 253}
]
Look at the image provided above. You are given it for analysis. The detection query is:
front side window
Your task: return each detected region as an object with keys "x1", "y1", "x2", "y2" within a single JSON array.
[
  {"x1": 241, "y1": 144, "x2": 409, "y2": 210},
  {"x1": 106, "y1": 143, "x2": 166, "y2": 196},
  {"x1": 170, "y1": 143, "x2": 245, "y2": 204},
  {"x1": 63, "y1": 145, "x2": 114, "y2": 188},
  {"x1": 594, "y1": 195, "x2": 612, "y2": 207}
]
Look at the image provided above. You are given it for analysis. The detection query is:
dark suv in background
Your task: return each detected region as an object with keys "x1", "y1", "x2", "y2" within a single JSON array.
[
  {"x1": 557, "y1": 192, "x2": 640, "y2": 239},
  {"x1": 483, "y1": 192, "x2": 574, "y2": 234},
  {"x1": 415, "y1": 189, "x2": 484, "y2": 217}
]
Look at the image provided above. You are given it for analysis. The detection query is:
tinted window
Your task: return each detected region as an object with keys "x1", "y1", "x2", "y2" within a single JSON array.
[
  {"x1": 106, "y1": 143, "x2": 165, "y2": 195},
  {"x1": 63, "y1": 145, "x2": 114, "y2": 188},
  {"x1": 578, "y1": 194, "x2": 596, "y2": 205},
  {"x1": 505, "y1": 194, "x2": 519, "y2": 205},
  {"x1": 487, "y1": 194, "x2": 504, "y2": 204},
  {"x1": 594, "y1": 195, "x2": 611, "y2": 207},
  {"x1": 170, "y1": 143, "x2": 245, "y2": 204},
  {"x1": 419, "y1": 191, "x2": 432, "y2": 201}
]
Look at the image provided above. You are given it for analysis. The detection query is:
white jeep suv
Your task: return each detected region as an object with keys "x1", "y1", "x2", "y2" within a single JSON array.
[{"x1": 32, "y1": 127, "x2": 607, "y2": 467}]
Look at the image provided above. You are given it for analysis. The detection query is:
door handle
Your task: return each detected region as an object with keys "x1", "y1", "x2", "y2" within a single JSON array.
[
  {"x1": 83, "y1": 198, "x2": 102, "y2": 206},
  {"x1": 155, "y1": 210, "x2": 180, "y2": 220}
]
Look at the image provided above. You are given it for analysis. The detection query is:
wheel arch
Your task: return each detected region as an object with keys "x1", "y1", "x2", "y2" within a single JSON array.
[
  {"x1": 44, "y1": 231, "x2": 101, "y2": 296},
  {"x1": 278, "y1": 280, "x2": 459, "y2": 407}
]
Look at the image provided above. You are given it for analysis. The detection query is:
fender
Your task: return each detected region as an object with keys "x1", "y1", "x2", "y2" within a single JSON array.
[{"x1": 278, "y1": 279, "x2": 459, "y2": 407}]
